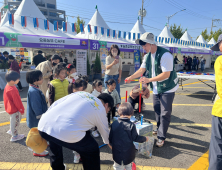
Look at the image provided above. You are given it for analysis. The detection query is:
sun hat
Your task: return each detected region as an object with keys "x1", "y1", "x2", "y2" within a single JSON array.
[
  {"x1": 26, "y1": 128, "x2": 48, "y2": 154},
  {"x1": 135, "y1": 32, "x2": 156, "y2": 45},
  {"x1": 211, "y1": 34, "x2": 222, "y2": 51}
]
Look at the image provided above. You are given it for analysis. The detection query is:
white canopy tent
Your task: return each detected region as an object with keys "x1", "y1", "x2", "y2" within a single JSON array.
[
  {"x1": 0, "y1": 0, "x2": 68, "y2": 37},
  {"x1": 196, "y1": 34, "x2": 207, "y2": 44},
  {"x1": 76, "y1": 9, "x2": 130, "y2": 44},
  {"x1": 0, "y1": 10, "x2": 10, "y2": 27},
  {"x1": 157, "y1": 25, "x2": 175, "y2": 44},
  {"x1": 208, "y1": 37, "x2": 216, "y2": 45},
  {"x1": 180, "y1": 30, "x2": 193, "y2": 42},
  {"x1": 126, "y1": 19, "x2": 146, "y2": 42}
]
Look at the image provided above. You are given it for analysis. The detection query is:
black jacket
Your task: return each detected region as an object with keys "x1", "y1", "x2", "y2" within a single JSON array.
[
  {"x1": 33, "y1": 54, "x2": 46, "y2": 67},
  {"x1": 109, "y1": 118, "x2": 146, "y2": 165}
]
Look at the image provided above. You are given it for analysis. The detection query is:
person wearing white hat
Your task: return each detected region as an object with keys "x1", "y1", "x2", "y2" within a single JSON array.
[
  {"x1": 125, "y1": 32, "x2": 179, "y2": 147},
  {"x1": 208, "y1": 33, "x2": 222, "y2": 170}
]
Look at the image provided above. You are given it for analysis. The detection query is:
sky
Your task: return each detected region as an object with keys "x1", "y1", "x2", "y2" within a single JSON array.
[{"x1": 56, "y1": 0, "x2": 222, "y2": 41}]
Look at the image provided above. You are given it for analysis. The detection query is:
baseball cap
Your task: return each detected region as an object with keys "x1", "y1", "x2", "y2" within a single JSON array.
[
  {"x1": 211, "y1": 34, "x2": 222, "y2": 51},
  {"x1": 38, "y1": 50, "x2": 43, "y2": 54},
  {"x1": 26, "y1": 128, "x2": 48, "y2": 154},
  {"x1": 135, "y1": 32, "x2": 156, "y2": 45}
]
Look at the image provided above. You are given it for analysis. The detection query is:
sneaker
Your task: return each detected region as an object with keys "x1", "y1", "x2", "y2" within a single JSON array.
[
  {"x1": 19, "y1": 89, "x2": 23, "y2": 92},
  {"x1": 28, "y1": 147, "x2": 33, "y2": 151},
  {"x1": 92, "y1": 130, "x2": 99, "y2": 138},
  {"x1": 73, "y1": 151, "x2": 80, "y2": 164},
  {"x1": 33, "y1": 150, "x2": 49, "y2": 157},
  {"x1": 153, "y1": 129, "x2": 158, "y2": 135},
  {"x1": 10, "y1": 134, "x2": 25, "y2": 142},
  {"x1": 6, "y1": 130, "x2": 12, "y2": 135},
  {"x1": 156, "y1": 139, "x2": 164, "y2": 147}
]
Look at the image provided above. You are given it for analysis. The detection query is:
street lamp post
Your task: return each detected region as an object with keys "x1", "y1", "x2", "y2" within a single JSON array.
[{"x1": 166, "y1": 9, "x2": 186, "y2": 26}]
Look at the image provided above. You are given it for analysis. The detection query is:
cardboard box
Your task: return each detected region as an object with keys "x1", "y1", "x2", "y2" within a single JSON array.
[{"x1": 135, "y1": 122, "x2": 153, "y2": 137}]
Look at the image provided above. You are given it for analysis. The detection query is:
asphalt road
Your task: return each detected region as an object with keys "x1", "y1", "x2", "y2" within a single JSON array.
[{"x1": 0, "y1": 69, "x2": 215, "y2": 169}]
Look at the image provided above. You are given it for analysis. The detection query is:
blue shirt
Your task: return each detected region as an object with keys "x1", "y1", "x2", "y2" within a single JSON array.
[{"x1": 27, "y1": 85, "x2": 48, "y2": 128}]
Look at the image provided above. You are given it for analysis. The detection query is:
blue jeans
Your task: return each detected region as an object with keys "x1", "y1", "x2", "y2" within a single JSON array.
[
  {"x1": 201, "y1": 64, "x2": 205, "y2": 72},
  {"x1": 104, "y1": 74, "x2": 120, "y2": 97}
]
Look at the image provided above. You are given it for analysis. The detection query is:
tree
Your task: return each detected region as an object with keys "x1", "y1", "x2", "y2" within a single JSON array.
[
  {"x1": 213, "y1": 28, "x2": 222, "y2": 42},
  {"x1": 87, "y1": 54, "x2": 91, "y2": 75},
  {"x1": 75, "y1": 16, "x2": 85, "y2": 34},
  {"x1": 200, "y1": 28, "x2": 209, "y2": 41},
  {"x1": 94, "y1": 52, "x2": 101, "y2": 74},
  {"x1": 170, "y1": 24, "x2": 184, "y2": 39}
]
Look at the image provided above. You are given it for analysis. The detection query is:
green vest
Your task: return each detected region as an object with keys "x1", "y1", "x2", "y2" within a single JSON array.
[
  {"x1": 51, "y1": 79, "x2": 69, "y2": 101},
  {"x1": 145, "y1": 46, "x2": 178, "y2": 94}
]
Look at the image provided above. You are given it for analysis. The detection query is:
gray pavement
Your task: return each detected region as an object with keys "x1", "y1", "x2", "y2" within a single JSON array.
[{"x1": 0, "y1": 69, "x2": 215, "y2": 169}]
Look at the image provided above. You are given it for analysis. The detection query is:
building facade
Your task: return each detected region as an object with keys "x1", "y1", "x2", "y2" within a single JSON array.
[{"x1": 1, "y1": 0, "x2": 66, "y2": 28}]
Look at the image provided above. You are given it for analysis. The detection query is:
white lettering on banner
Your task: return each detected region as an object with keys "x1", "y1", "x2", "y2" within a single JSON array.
[
  {"x1": 76, "y1": 50, "x2": 87, "y2": 76},
  {"x1": 180, "y1": 48, "x2": 210, "y2": 54},
  {"x1": 107, "y1": 43, "x2": 140, "y2": 50},
  {"x1": 18, "y1": 35, "x2": 80, "y2": 45}
]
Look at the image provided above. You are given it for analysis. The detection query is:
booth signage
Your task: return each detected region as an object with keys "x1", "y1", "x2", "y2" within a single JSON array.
[
  {"x1": 76, "y1": 50, "x2": 87, "y2": 76},
  {"x1": 134, "y1": 50, "x2": 140, "y2": 72}
]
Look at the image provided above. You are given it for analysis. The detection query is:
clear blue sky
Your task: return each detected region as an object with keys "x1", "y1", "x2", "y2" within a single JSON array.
[{"x1": 57, "y1": 0, "x2": 222, "y2": 41}]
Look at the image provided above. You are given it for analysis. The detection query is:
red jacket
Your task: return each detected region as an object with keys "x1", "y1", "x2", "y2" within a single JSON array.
[{"x1": 3, "y1": 84, "x2": 24, "y2": 114}]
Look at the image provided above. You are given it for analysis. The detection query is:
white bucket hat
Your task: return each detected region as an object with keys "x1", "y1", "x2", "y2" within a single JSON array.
[{"x1": 135, "y1": 32, "x2": 156, "y2": 45}]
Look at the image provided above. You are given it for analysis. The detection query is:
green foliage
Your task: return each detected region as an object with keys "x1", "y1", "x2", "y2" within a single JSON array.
[
  {"x1": 75, "y1": 16, "x2": 85, "y2": 34},
  {"x1": 94, "y1": 52, "x2": 101, "y2": 74},
  {"x1": 87, "y1": 54, "x2": 91, "y2": 75},
  {"x1": 197, "y1": 28, "x2": 222, "y2": 42},
  {"x1": 200, "y1": 28, "x2": 209, "y2": 41},
  {"x1": 0, "y1": 61, "x2": 9, "y2": 70},
  {"x1": 170, "y1": 24, "x2": 185, "y2": 39}
]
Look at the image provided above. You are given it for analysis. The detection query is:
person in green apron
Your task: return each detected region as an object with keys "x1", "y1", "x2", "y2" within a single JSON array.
[
  {"x1": 125, "y1": 32, "x2": 178, "y2": 147},
  {"x1": 208, "y1": 34, "x2": 222, "y2": 170}
]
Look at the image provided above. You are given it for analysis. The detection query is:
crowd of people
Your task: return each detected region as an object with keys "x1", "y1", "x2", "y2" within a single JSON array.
[
  {"x1": 2, "y1": 32, "x2": 222, "y2": 170},
  {"x1": 181, "y1": 55, "x2": 206, "y2": 72}
]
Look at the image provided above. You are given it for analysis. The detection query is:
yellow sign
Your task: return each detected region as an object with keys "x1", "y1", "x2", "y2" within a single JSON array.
[{"x1": 24, "y1": 52, "x2": 29, "y2": 56}]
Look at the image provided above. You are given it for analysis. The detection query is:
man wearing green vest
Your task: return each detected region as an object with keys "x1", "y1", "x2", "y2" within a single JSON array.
[
  {"x1": 126, "y1": 32, "x2": 178, "y2": 147},
  {"x1": 208, "y1": 34, "x2": 222, "y2": 170}
]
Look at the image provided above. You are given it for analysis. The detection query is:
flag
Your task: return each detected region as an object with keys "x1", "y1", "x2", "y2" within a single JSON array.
[
  {"x1": 63, "y1": 22, "x2": 67, "y2": 33},
  {"x1": 128, "y1": 32, "x2": 131, "y2": 40},
  {"x1": 88, "y1": 24, "x2": 92, "y2": 34},
  {"x1": 21, "y1": 16, "x2": 27, "y2": 28},
  {"x1": 44, "y1": 19, "x2": 49, "y2": 31},
  {"x1": 72, "y1": 23, "x2": 76, "y2": 33},
  {"x1": 123, "y1": 32, "x2": 126, "y2": 39},
  {"x1": 155, "y1": 36, "x2": 157, "y2": 42},
  {"x1": 118, "y1": 31, "x2": 121, "y2": 39},
  {"x1": 33, "y1": 18, "x2": 39, "y2": 29},
  {"x1": 113, "y1": 30, "x2": 116, "y2": 38},
  {"x1": 9, "y1": 14, "x2": 14, "y2": 27},
  {"x1": 94, "y1": 26, "x2": 98, "y2": 34},
  {"x1": 80, "y1": 23, "x2": 84, "y2": 33},
  {"x1": 133, "y1": 33, "x2": 136, "y2": 40},
  {"x1": 54, "y1": 21, "x2": 58, "y2": 32},
  {"x1": 101, "y1": 27, "x2": 104, "y2": 36},
  {"x1": 107, "y1": 29, "x2": 110, "y2": 37}
]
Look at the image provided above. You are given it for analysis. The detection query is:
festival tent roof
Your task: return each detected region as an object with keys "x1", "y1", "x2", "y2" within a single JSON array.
[
  {"x1": 196, "y1": 34, "x2": 207, "y2": 44},
  {"x1": 0, "y1": 10, "x2": 10, "y2": 27},
  {"x1": 208, "y1": 37, "x2": 216, "y2": 45},
  {"x1": 0, "y1": 0, "x2": 69, "y2": 37},
  {"x1": 158, "y1": 25, "x2": 175, "y2": 39},
  {"x1": 180, "y1": 30, "x2": 193, "y2": 42},
  {"x1": 76, "y1": 9, "x2": 131, "y2": 44},
  {"x1": 126, "y1": 19, "x2": 146, "y2": 42}
]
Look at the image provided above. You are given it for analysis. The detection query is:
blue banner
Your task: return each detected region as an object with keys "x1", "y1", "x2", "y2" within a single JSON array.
[{"x1": 134, "y1": 50, "x2": 140, "y2": 72}]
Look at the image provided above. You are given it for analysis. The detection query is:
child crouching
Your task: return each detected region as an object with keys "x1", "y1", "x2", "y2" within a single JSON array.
[
  {"x1": 109, "y1": 102, "x2": 148, "y2": 170},
  {"x1": 128, "y1": 83, "x2": 150, "y2": 111}
]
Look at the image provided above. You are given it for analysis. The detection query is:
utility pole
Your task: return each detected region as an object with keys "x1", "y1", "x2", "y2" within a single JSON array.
[
  {"x1": 141, "y1": 0, "x2": 144, "y2": 25},
  {"x1": 211, "y1": 19, "x2": 221, "y2": 33},
  {"x1": 138, "y1": 0, "x2": 146, "y2": 25}
]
